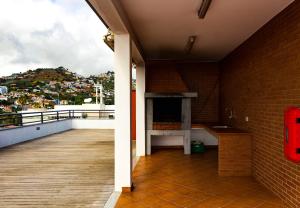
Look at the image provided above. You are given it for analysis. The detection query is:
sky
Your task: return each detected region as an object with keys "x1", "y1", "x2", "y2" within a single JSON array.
[{"x1": 0, "y1": 0, "x2": 113, "y2": 77}]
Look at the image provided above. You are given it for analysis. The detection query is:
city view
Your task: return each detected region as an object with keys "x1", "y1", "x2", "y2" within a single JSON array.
[
  {"x1": 0, "y1": 67, "x2": 114, "y2": 113},
  {"x1": 0, "y1": 0, "x2": 116, "y2": 128}
]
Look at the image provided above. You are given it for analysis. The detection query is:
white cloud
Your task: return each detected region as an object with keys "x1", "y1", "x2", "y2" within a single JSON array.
[{"x1": 0, "y1": 0, "x2": 113, "y2": 77}]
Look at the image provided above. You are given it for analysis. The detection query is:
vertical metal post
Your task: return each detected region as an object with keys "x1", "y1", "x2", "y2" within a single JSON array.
[
  {"x1": 41, "y1": 112, "x2": 44, "y2": 123},
  {"x1": 69, "y1": 110, "x2": 71, "y2": 119},
  {"x1": 13, "y1": 114, "x2": 16, "y2": 126},
  {"x1": 99, "y1": 110, "x2": 101, "y2": 119},
  {"x1": 19, "y1": 114, "x2": 23, "y2": 126},
  {"x1": 57, "y1": 111, "x2": 59, "y2": 121}
]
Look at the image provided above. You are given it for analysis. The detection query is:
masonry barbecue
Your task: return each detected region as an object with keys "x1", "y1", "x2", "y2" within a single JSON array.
[{"x1": 145, "y1": 92, "x2": 197, "y2": 155}]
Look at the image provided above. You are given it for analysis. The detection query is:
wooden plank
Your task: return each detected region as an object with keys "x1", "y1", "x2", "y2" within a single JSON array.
[{"x1": 0, "y1": 129, "x2": 114, "y2": 207}]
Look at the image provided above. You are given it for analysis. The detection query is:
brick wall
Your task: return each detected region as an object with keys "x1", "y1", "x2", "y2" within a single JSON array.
[
  {"x1": 146, "y1": 61, "x2": 188, "y2": 93},
  {"x1": 146, "y1": 61, "x2": 219, "y2": 123},
  {"x1": 220, "y1": 1, "x2": 300, "y2": 207}
]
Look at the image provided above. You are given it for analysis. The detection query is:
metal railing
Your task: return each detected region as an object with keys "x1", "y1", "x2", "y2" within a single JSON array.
[{"x1": 0, "y1": 109, "x2": 115, "y2": 130}]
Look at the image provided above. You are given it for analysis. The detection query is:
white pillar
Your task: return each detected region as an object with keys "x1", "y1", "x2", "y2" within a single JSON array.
[
  {"x1": 136, "y1": 63, "x2": 146, "y2": 156},
  {"x1": 100, "y1": 85, "x2": 104, "y2": 105},
  {"x1": 114, "y1": 34, "x2": 132, "y2": 192},
  {"x1": 95, "y1": 86, "x2": 98, "y2": 104}
]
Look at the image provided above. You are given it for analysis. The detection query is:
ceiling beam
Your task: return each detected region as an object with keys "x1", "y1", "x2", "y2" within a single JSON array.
[{"x1": 86, "y1": 0, "x2": 145, "y2": 62}]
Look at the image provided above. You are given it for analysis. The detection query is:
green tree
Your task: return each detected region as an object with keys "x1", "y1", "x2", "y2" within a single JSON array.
[
  {"x1": 55, "y1": 83, "x2": 61, "y2": 91},
  {"x1": 98, "y1": 71, "x2": 114, "y2": 105},
  {"x1": 17, "y1": 95, "x2": 28, "y2": 106},
  {"x1": 32, "y1": 102, "x2": 42, "y2": 108}
]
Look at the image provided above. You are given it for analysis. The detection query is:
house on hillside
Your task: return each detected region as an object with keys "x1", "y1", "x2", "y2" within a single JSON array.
[{"x1": 0, "y1": 86, "x2": 8, "y2": 95}]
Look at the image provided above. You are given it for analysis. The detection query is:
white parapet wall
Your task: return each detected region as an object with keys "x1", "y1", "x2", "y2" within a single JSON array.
[
  {"x1": 0, "y1": 120, "x2": 72, "y2": 148},
  {"x1": 54, "y1": 104, "x2": 115, "y2": 110},
  {"x1": 0, "y1": 119, "x2": 115, "y2": 149},
  {"x1": 72, "y1": 119, "x2": 115, "y2": 129}
]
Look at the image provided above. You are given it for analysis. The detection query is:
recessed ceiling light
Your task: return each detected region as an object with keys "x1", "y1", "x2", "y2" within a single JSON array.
[
  {"x1": 198, "y1": 0, "x2": 212, "y2": 19},
  {"x1": 185, "y1": 36, "x2": 197, "y2": 54}
]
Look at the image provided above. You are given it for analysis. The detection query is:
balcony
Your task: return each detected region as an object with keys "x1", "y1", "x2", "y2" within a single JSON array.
[
  {"x1": 0, "y1": 114, "x2": 283, "y2": 208},
  {"x1": 0, "y1": 129, "x2": 114, "y2": 207},
  {"x1": 0, "y1": 110, "x2": 115, "y2": 148},
  {"x1": 1, "y1": 0, "x2": 300, "y2": 206}
]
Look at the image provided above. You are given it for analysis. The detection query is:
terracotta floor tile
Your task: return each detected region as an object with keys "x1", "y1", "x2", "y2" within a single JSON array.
[
  {"x1": 115, "y1": 196, "x2": 136, "y2": 207},
  {"x1": 256, "y1": 202, "x2": 284, "y2": 208},
  {"x1": 190, "y1": 195, "x2": 238, "y2": 208},
  {"x1": 116, "y1": 149, "x2": 282, "y2": 208},
  {"x1": 119, "y1": 201, "x2": 150, "y2": 208},
  {"x1": 156, "y1": 191, "x2": 200, "y2": 207},
  {"x1": 139, "y1": 196, "x2": 179, "y2": 207},
  {"x1": 222, "y1": 196, "x2": 265, "y2": 208}
]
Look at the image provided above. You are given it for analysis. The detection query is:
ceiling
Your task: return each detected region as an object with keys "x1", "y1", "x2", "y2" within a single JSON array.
[{"x1": 119, "y1": 0, "x2": 294, "y2": 61}]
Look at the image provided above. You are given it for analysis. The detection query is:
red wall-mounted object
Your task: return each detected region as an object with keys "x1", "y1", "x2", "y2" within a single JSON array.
[{"x1": 284, "y1": 107, "x2": 300, "y2": 163}]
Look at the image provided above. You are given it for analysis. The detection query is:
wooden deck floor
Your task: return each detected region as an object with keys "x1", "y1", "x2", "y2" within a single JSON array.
[{"x1": 0, "y1": 129, "x2": 114, "y2": 208}]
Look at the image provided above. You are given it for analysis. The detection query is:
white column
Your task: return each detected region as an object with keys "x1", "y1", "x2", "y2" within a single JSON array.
[
  {"x1": 114, "y1": 34, "x2": 132, "y2": 192},
  {"x1": 95, "y1": 86, "x2": 98, "y2": 104},
  {"x1": 100, "y1": 85, "x2": 104, "y2": 105},
  {"x1": 136, "y1": 63, "x2": 146, "y2": 156}
]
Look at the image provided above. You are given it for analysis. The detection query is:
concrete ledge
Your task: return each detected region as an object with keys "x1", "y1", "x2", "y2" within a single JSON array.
[
  {"x1": 72, "y1": 119, "x2": 114, "y2": 129},
  {"x1": 0, "y1": 120, "x2": 72, "y2": 148}
]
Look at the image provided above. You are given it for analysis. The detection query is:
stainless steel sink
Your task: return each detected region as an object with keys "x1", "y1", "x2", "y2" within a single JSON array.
[{"x1": 212, "y1": 125, "x2": 231, "y2": 129}]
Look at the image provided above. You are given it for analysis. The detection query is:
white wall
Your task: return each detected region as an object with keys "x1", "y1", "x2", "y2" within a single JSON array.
[
  {"x1": 152, "y1": 136, "x2": 183, "y2": 146},
  {"x1": 191, "y1": 128, "x2": 218, "y2": 146},
  {"x1": 72, "y1": 119, "x2": 114, "y2": 129},
  {"x1": 55, "y1": 105, "x2": 91, "y2": 110},
  {"x1": 151, "y1": 129, "x2": 218, "y2": 147},
  {"x1": 136, "y1": 63, "x2": 146, "y2": 156},
  {"x1": 0, "y1": 120, "x2": 72, "y2": 148},
  {"x1": 54, "y1": 104, "x2": 115, "y2": 110},
  {"x1": 103, "y1": 105, "x2": 115, "y2": 110}
]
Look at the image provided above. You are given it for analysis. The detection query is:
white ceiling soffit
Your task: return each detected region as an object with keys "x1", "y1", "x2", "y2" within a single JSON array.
[{"x1": 119, "y1": 0, "x2": 294, "y2": 61}]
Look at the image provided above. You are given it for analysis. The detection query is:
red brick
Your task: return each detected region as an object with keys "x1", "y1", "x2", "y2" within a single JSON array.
[
  {"x1": 146, "y1": 60, "x2": 219, "y2": 123},
  {"x1": 220, "y1": 1, "x2": 300, "y2": 207}
]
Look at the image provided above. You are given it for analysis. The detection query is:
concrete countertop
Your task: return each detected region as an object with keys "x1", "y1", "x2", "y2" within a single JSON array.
[{"x1": 192, "y1": 123, "x2": 249, "y2": 136}]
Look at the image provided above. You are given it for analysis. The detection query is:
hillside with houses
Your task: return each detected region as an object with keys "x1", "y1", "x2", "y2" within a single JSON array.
[{"x1": 0, "y1": 67, "x2": 114, "y2": 113}]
